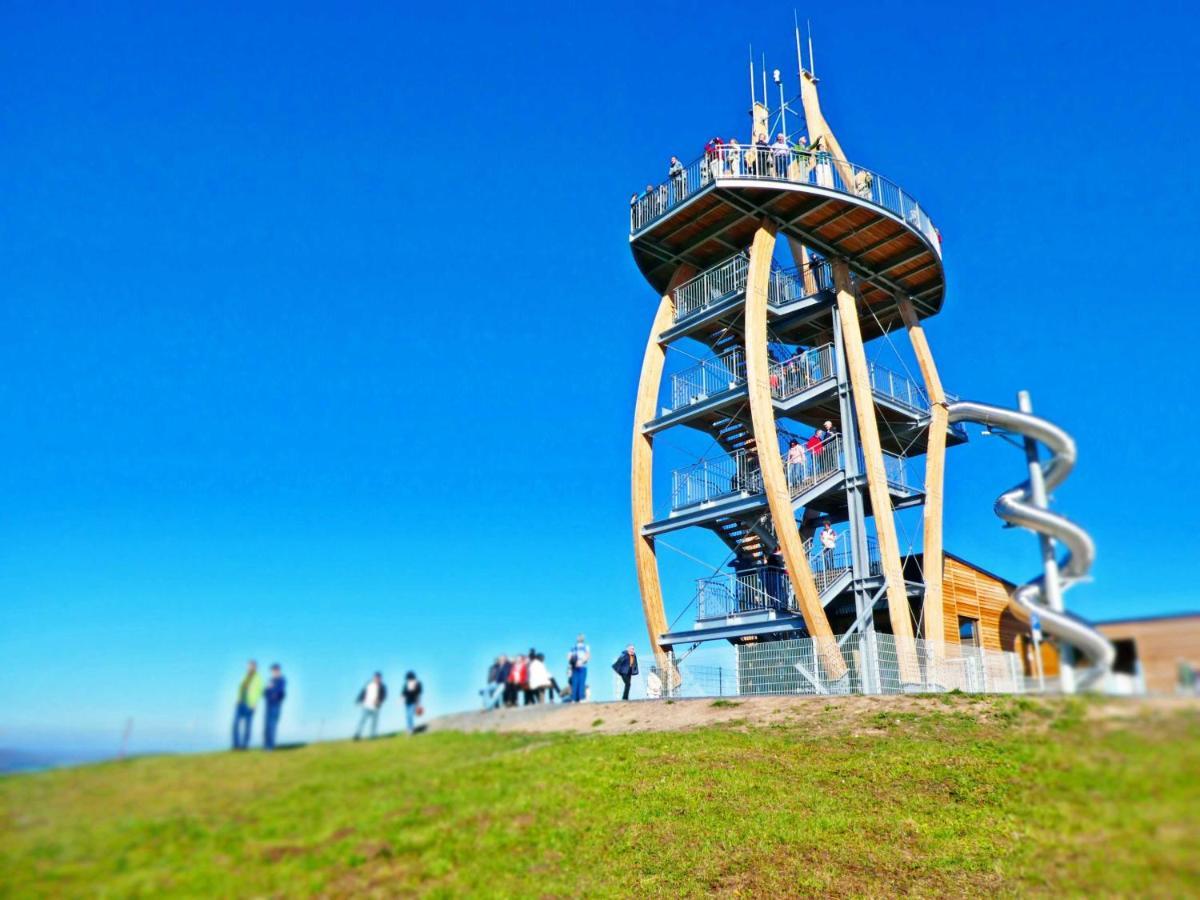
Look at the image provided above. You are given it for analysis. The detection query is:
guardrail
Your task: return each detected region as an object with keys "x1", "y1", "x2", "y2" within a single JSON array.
[
  {"x1": 667, "y1": 350, "x2": 746, "y2": 414},
  {"x1": 630, "y1": 144, "x2": 940, "y2": 256},
  {"x1": 671, "y1": 448, "x2": 763, "y2": 510},
  {"x1": 671, "y1": 253, "x2": 833, "y2": 326},
  {"x1": 771, "y1": 343, "x2": 834, "y2": 401},
  {"x1": 695, "y1": 533, "x2": 881, "y2": 620},
  {"x1": 785, "y1": 434, "x2": 842, "y2": 497}
]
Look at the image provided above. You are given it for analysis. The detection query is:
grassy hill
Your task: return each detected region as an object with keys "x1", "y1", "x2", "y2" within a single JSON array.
[{"x1": 2, "y1": 694, "x2": 1198, "y2": 896}]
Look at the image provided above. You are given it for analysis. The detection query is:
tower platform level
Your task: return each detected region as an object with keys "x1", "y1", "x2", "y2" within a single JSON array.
[{"x1": 630, "y1": 148, "x2": 944, "y2": 337}]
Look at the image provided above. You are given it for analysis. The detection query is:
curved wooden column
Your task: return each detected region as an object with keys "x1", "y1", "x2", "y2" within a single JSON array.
[
  {"x1": 897, "y1": 296, "x2": 948, "y2": 671},
  {"x1": 744, "y1": 218, "x2": 848, "y2": 681},
  {"x1": 632, "y1": 265, "x2": 694, "y2": 674},
  {"x1": 832, "y1": 260, "x2": 922, "y2": 686}
]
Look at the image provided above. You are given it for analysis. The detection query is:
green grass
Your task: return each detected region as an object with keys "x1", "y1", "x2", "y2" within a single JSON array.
[{"x1": 2, "y1": 696, "x2": 1198, "y2": 896}]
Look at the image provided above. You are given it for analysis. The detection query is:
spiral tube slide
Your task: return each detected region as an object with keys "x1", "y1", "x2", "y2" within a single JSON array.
[{"x1": 945, "y1": 401, "x2": 1115, "y2": 688}]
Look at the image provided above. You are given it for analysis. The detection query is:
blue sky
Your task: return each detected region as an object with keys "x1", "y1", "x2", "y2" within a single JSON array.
[{"x1": 2, "y1": 1, "x2": 1198, "y2": 755}]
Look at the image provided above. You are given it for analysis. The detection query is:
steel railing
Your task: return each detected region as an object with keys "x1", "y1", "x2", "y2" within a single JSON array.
[
  {"x1": 867, "y1": 362, "x2": 930, "y2": 413},
  {"x1": 667, "y1": 349, "x2": 746, "y2": 413},
  {"x1": 697, "y1": 566, "x2": 794, "y2": 620},
  {"x1": 770, "y1": 343, "x2": 834, "y2": 401},
  {"x1": 784, "y1": 434, "x2": 842, "y2": 497},
  {"x1": 695, "y1": 533, "x2": 881, "y2": 620},
  {"x1": 630, "y1": 145, "x2": 940, "y2": 256},
  {"x1": 671, "y1": 448, "x2": 763, "y2": 510},
  {"x1": 671, "y1": 253, "x2": 832, "y2": 326}
]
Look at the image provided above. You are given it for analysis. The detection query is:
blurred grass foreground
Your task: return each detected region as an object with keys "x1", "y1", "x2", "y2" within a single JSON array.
[{"x1": 2, "y1": 694, "x2": 1198, "y2": 896}]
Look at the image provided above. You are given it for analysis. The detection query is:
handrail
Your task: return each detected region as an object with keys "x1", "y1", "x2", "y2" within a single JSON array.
[
  {"x1": 667, "y1": 349, "x2": 746, "y2": 413},
  {"x1": 671, "y1": 448, "x2": 763, "y2": 511},
  {"x1": 695, "y1": 532, "x2": 883, "y2": 620},
  {"x1": 671, "y1": 253, "x2": 832, "y2": 326},
  {"x1": 770, "y1": 343, "x2": 834, "y2": 401},
  {"x1": 671, "y1": 435, "x2": 843, "y2": 513},
  {"x1": 630, "y1": 144, "x2": 940, "y2": 256}
]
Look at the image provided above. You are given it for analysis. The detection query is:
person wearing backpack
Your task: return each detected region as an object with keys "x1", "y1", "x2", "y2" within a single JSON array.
[
  {"x1": 402, "y1": 671, "x2": 423, "y2": 734},
  {"x1": 612, "y1": 645, "x2": 640, "y2": 700},
  {"x1": 353, "y1": 672, "x2": 386, "y2": 740}
]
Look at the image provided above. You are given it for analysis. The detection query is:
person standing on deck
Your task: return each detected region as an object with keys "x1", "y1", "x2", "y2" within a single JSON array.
[
  {"x1": 668, "y1": 156, "x2": 685, "y2": 203},
  {"x1": 772, "y1": 133, "x2": 790, "y2": 178},
  {"x1": 787, "y1": 438, "x2": 807, "y2": 488},
  {"x1": 354, "y1": 672, "x2": 386, "y2": 740},
  {"x1": 612, "y1": 645, "x2": 640, "y2": 700},
  {"x1": 819, "y1": 521, "x2": 838, "y2": 571},
  {"x1": 568, "y1": 634, "x2": 591, "y2": 703},
  {"x1": 262, "y1": 664, "x2": 286, "y2": 750},
  {"x1": 231, "y1": 660, "x2": 263, "y2": 751}
]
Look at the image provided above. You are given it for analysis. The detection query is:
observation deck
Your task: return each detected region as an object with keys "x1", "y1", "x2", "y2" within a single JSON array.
[{"x1": 629, "y1": 146, "x2": 944, "y2": 336}]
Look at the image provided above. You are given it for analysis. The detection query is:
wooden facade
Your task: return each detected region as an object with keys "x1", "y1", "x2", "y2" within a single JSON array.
[
  {"x1": 1096, "y1": 614, "x2": 1200, "y2": 694},
  {"x1": 937, "y1": 553, "x2": 1058, "y2": 676}
]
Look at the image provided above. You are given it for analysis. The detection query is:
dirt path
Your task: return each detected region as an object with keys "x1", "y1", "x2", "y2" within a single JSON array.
[{"x1": 427, "y1": 693, "x2": 1200, "y2": 736}]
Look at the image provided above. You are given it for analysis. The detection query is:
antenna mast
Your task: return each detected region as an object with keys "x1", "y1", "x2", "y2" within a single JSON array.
[
  {"x1": 807, "y1": 20, "x2": 816, "y2": 79},
  {"x1": 794, "y1": 11, "x2": 805, "y2": 78},
  {"x1": 749, "y1": 44, "x2": 756, "y2": 110}
]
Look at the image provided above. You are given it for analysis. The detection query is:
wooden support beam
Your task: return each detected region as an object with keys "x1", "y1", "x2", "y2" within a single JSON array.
[
  {"x1": 632, "y1": 265, "x2": 695, "y2": 675},
  {"x1": 745, "y1": 218, "x2": 848, "y2": 681},
  {"x1": 832, "y1": 259, "x2": 921, "y2": 685},
  {"x1": 897, "y1": 296, "x2": 948, "y2": 670}
]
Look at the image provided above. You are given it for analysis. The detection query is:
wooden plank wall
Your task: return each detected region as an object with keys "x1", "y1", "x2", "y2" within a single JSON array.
[
  {"x1": 941, "y1": 555, "x2": 1063, "y2": 677},
  {"x1": 1098, "y1": 616, "x2": 1200, "y2": 693}
]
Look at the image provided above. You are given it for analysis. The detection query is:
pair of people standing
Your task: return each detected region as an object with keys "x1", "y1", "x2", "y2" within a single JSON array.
[
  {"x1": 354, "y1": 671, "x2": 423, "y2": 740},
  {"x1": 231, "y1": 660, "x2": 286, "y2": 751}
]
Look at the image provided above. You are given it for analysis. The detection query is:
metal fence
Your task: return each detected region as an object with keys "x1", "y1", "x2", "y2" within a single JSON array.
[
  {"x1": 670, "y1": 253, "x2": 833, "y2": 326},
  {"x1": 668, "y1": 349, "x2": 746, "y2": 413},
  {"x1": 630, "y1": 145, "x2": 941, "y2": 257},
  {"x1": 643, "y1": 632, "x2": 1037, "y2": 698},
  {"x1": 770, "y1": 343, "x2": 834, "y2": 401},
  {"x1": 671, "y1": 448, "x2": 762, "y2": 510},
  {"x1": 695, "y1": 530, "x2": 880, "y2": 620}
]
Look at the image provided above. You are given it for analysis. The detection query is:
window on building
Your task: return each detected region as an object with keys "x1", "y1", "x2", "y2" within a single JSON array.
[
  {"x1": 1111, "y1": 638, "x2": 1138, "y2": 676},
  {"x1": 958, "y1": 616, "x2": 980, "y2": 646}
]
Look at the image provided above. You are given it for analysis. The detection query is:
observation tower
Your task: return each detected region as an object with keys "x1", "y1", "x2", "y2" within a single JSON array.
[{"x1": 628, "y1": 42, "x2": 1114, "y2": 695}]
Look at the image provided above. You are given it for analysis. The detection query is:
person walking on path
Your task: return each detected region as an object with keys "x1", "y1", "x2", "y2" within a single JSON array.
[
  {"x1": 262, "y1": 664, "x2": 286, "y2": 750},
  {"x1": 354, "y1": 672, "x2": 386, "y2": 740},
  {"x1": 568, "y1": 634, "x2": 590, "y2": 703},
  {"x1": 402, "y1": 671, "x2": 423, "y2": 735},
  {"x1": 231, "y1": 660, "x2": 263, "y2": 751},
  {"x1": 612, "y1": 645, "x2": 640, "y2": 700}
]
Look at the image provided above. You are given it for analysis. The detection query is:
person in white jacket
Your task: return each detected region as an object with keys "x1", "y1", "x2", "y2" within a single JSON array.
[{"x1": 527, "y1": 653, "x2": 552, "y2": 703}]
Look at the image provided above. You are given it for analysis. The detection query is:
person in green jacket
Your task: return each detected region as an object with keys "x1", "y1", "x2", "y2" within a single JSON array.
[{"x1": 232, "y1": 660, "x2": 263, "y2": 750}]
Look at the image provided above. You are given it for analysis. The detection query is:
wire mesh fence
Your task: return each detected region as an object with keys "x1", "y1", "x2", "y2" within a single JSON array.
[{"x1": 627, "y1": 632, "x2": 1055, "y2": 699}]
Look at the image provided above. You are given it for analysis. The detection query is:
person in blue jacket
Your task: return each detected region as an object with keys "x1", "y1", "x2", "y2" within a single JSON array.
[
  {"x1": 263, "y1": 664, "x2": 286, "y2": 750},
  {"x1": 612, "y1": 645, "x2": 640, "y2": 701}
]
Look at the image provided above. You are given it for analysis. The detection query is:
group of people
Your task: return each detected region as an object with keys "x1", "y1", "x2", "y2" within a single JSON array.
[
  {"x1": 231, "y1": 660, "x2": 287, "y2": 750},
  {"x1": 785, "y1": 420, "x2": 839, "y2": 488},
  {"x1": 353, "y1": 670, "x2": 423, "y2": 740},
  {"x1": 483, "y1": 634, "x2": 592, "y2": 708},
  {"x1": 629, "y1": 129, "x2": 942, "y2": 258},
  {"x1": 482, "y1": 637, "x2": 648, "y2": 706},
  {"x1": 631, "y1": 132, "x2": 842, "y2": 229},
  {"x1": 228, "y1": 661, "x2": 425, "y2": 751}
]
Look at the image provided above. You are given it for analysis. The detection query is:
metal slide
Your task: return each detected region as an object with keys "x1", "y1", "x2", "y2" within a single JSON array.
[{"x1": 945, "y1": 401, "x2": 1115, "y2": 688}]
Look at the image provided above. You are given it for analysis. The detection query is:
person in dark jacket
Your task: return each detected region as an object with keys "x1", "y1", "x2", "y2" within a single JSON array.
[
  {"x1": 612, "y1": 645, "x2": 640, "y2": 700},
  {"x1": 402, "y1": 671, "x2": 423, "y2": 734},
  {"x1": 262, "y1": 664, "x2": 286, "y2": 750}
]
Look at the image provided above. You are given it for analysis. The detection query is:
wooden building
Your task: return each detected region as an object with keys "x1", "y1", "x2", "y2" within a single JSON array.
[{"x1": 1094, "y1": 613, "x2": 1200, "y2": 694}]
